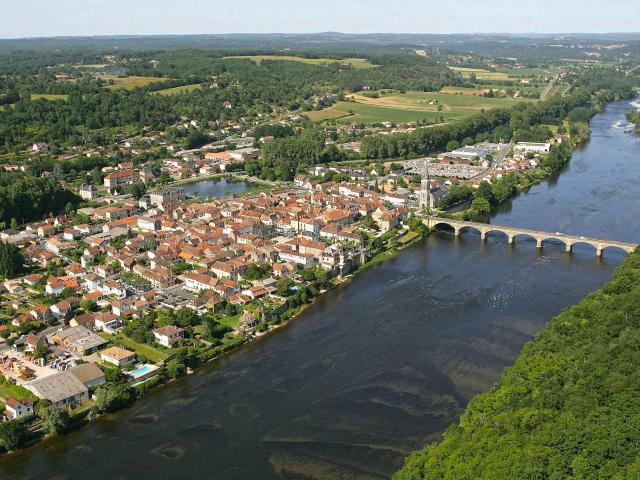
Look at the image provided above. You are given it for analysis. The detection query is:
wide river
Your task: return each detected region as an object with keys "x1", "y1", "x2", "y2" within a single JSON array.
[{"x1": 2, "y1": 100, "x2": 639, "y2": 480}]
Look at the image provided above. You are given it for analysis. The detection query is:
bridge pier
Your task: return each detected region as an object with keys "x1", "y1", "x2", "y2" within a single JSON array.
[
  {"x1": 480, "y1": 231, "x2": 486, "y2": 241},
  {"x1": 454, "y1": 228, "x2": 460, "y2": 237},
  {"x1": 596, "y1": 247, "x2": 603, "y2": 257},
  {"x1": 565, "y1": 243, "x2": 572, "y2": 253},
  {"x1": 536, "y1": 239, "x2": 543, "y2": 249},
  {"x1": 507, "y1": 234, "x2": 514, "y2": 244}
]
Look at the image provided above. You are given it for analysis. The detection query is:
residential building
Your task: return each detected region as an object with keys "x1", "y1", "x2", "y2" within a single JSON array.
[{"x1": 152, "y1": 325, "x2": 185, "y2": 348}]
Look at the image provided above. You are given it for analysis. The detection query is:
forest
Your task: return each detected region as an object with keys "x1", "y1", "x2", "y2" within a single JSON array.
[
  {"x1": 0, "y1": 172, "x2": 80, "y2": 226},
  {"x1": 394, "y1": 247, "x2": 640, "y2": 479}
]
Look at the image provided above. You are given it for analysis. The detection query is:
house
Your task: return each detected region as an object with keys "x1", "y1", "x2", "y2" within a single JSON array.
[
  {"x1": 94, "y1": 313, "x2": 122, "y2": 333},
  {"x1": 137, "y1": 216, "x2": 162, "y2": 231},
  {"x1": 152, "y1": 325, "x2": 185, "y2": 348},
  {"x1": 182, "y1": 271, "x2": 218, "y2": 292},
  {"x1": 30, "y1": 304, "x2": 52, "y2": 322},
  {"x1": 238, "y1": 311, "x2": 260, "y2": 332},
  {"x1": 46, "y1": 277, "x2": 66, "y2": 295},
  {"x1": 79, "y1": 184, "x2": 99, "y2": 201},
  {"x1": 68, "y1": 362, "x2": 106, "y2": 389},
  {"x1": 51, "y1": 299, "x2": 73, "y2": 319},
  {"x1": 104, "y1": 169, "x2": 138, "y2": 188},
  {"x1": 100, "y1": 346, "x2": 136, "y2": 367},
  {"x1": 101, "y1": 281, "x2": 127, "y2": 299},
  {"x1": 25, "y1": 371, "x2": 89, "y2": 408},
  {"x1": 49, "y1": 325, "x2": 108, "y2": 355},
  {"x1": 149, "y1": 187, "x2": 185, "y2": 206},
  {"x1": 32, "y1": 142, "x2": 49, "y2": 153},
  {"x1": 3, "y1": 397, "x2": 34, "y2": 420}
]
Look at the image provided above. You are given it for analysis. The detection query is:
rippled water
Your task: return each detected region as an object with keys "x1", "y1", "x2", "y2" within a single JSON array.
[{"x1": 1, "y1": 100, "x2": 638, "y2": 480}]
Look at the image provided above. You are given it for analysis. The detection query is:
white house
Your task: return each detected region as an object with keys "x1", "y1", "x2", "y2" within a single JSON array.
[
  {"x1": 3, "y1": 396, "x2": 34, "y2": 420},
  {"x1": 152, "y1": 325, "x2": 185, "y2": 348}
]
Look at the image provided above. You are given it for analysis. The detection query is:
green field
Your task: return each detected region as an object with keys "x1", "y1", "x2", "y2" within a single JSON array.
[
  {"x1": 224, "y1": 55, "x2": 376, "y2": 69},
  {"x1": 30, "y1": 93, "x2": 69, "y2": 101},
  {"x1": 100, "y1": 332, "x2": 168, "y2": 363},
  {"x1": 103, "y1": 76, "x2": 169, "y2": 90},
  {"x1": 308, "y1": 91, "x2": 535, "y2": 124},
  {"x1": 153, "y1": 84, "x2": 203, "y2": 96}
]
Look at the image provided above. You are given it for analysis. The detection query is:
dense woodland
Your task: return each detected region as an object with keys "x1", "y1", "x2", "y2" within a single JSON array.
[
  {"x1": 394, "y1": 248, "x2": 640, "y2": 479},
  {"x1": 0, "y1": 172, "x2": 80, "y2": 226}
]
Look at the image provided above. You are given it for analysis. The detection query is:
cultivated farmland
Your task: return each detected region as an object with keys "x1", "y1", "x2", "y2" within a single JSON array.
[
  {"x1": 224, "y1": 55, "x2": 376, "y2": 69},
  {"x1": 307, "y1": 90, "x2": 535, "y2": 124}
]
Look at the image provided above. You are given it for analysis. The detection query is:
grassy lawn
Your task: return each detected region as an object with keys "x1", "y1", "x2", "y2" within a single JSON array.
[
  {"x1": 224, "y1": 55, "x2": 376, "y2": 69},
  {"x1": 100, "y1": 332, "x2": 168, "y2": 364},
  {"x1": 103, "y1": 76, "x2": 169, "y2": 90},
  {"x1": 398, "y1": 231, "x2": 420, "y2": 244},
  {"x1": 217, "y1": 314, "x2": 240, "y2": 329},
  {"x1": 308, "y1": 91, "x2": 535, "y2": 125},
  {"x1": 153, "y1": 84, "x2": 203, "y2": 96},
  {"x1": 30, "y1": 93, "x2": 69, "y2": 101},
  {"x1": 0, "y1": 379, "x2": 33, "y2": 402}
]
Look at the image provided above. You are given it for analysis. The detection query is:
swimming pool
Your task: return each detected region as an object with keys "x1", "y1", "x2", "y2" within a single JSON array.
[{"x1": 128, "y1": 364, "x2": 158, "y2": 379}]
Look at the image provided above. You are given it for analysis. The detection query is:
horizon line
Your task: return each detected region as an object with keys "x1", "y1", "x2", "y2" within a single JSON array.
[{"x1": 2, "y1": 31, "x2": 640, "y2": 41}]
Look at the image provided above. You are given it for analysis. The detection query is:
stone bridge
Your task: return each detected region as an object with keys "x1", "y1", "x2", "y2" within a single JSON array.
[{"x1": 421, "y1": 216, "x2": 638, "y2": 257}]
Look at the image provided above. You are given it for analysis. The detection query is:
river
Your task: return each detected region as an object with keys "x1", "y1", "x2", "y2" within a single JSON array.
[{"x1": 1, "y1": 100, "x2": 638, "y2": 480}]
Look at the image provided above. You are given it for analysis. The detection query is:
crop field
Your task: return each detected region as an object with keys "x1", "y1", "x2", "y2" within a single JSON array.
[
  {"x1": 103, "y1": 76, "x2": 169, "y2": 90},
  {"x1": 30, "y1": 93, "x2": 69, "y2": 101},
  {"x1": 308, "y1": 91, "x2": 535, "y2": 124},
  {"x1": 451, "y1": 67, "x2": 513, "y2": 80},
  {"x1": 224, "y1": 55, "x2": 376, "y2": 69},
  {"x1": 441, "y1": 85, "x2": 543, "y2": 97},
  {"x1": 451, "y1": 66, "x2": 559, "y2": 81},
  {"x1": 153, "y1": 84, "x2": 203, "y2": 96}
]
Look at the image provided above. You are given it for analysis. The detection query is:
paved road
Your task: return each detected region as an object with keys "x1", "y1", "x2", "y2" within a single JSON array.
[{"x1": 540, "y1": 77, "x2": 555, "y2": 101}]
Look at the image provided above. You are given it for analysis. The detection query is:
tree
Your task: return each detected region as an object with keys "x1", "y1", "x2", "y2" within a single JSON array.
[
  {"x1": 0, "y1": 419, "x2": 28, "y2": 451},
  {"x1": 39, "y1": 404, "x2": 70, "y2": 435},
  {"x1": 276, "y1": 277, "x2": 295, "y2": 297},
  {"x1": 126, "y1": 182, "x2": 147, "y2": 199},
  {"x1": 79, "y1": 298, "x2": 98, "y2": 312},
  {"x1": 165, "y1": 358, "x2": 186, "y2": 379},
  {"x1": 95, "y1": 383, "x2": 134, "y2": 413},
  {"x1": 0, "y1": 242, "x2": 24, "y2": 279},
  {"x1": 471, "y1": 197, "x2": 491, "y2": 215}
]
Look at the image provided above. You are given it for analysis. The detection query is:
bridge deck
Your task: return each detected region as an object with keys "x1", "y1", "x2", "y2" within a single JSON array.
[{"x1": 422, "y1": 216, "x2": 638, "y2": 253}]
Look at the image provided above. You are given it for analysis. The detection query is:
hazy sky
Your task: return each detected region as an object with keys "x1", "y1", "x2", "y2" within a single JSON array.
[{"x1": 3, "y1": 0, "x2": 639, "y2": 38}]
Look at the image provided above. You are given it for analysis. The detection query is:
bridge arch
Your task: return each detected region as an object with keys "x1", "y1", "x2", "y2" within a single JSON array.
[
  {"x1": 600, "y1": 245, "x2": 632, "y2": 257},
  {"x1": 430, "y1": 221, "x2": 458, "y2": 234},
  {"x1": 539, "y1": 236, "x2": 571, "y2": 249},
  {"x1": 484, "y1": 229, "x2": 510, "y2": 241},
  {"x1": 458, "y1": 225, "x2": 484, "y2": 236},
  {"x1": 566, "y1": 240, "x2": 598, "y2": 254}
]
